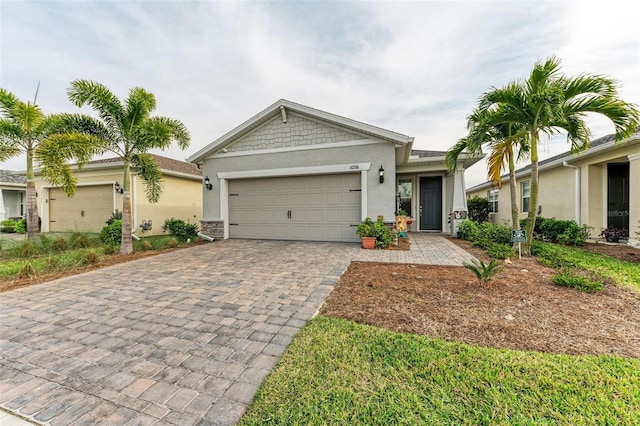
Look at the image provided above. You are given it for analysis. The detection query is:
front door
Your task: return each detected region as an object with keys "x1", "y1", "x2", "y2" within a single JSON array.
[
  {"x1": 419, "y1": 176, "x2": 442, "y2": 231},
  {"x1": 607, "y1": 163, "x2": 629, "y2": 230}
]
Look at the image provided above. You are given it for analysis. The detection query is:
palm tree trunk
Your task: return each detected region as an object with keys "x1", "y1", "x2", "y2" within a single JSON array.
[
  {"x1": 508, "y1": 150, "x2": 519, "y2": 232},
  {"x1": 120, "y1": 161, "x2": 133, "y2": 255},
  {"x1": 25, "y1": 149, "x2": 39, "y2": 239},
  {"x1": 524, "y1": 136, "x2": 539, "y2": 255}
]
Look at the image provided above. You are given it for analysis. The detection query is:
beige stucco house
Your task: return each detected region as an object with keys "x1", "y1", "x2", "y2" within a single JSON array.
[
  {"x1": 0, "y1": 170, "x2": 26, "y2": 221},
  {"x1": 466, "y1": 131, "x2": 640, "y2": 239},
  {"x1": 34, "y1": 154, "x2": 202, "y2": 236},
  {"x1": 189, "y1": 99, "x2": 481, "y2": 242}
]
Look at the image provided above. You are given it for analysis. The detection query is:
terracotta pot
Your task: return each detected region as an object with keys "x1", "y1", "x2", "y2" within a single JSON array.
[{"x1": 361, "y1": 236, "x2": 376, "y2": 249}]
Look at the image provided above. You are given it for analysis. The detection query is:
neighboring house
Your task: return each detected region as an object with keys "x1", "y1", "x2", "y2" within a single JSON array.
[
  {"x1": 0, "y1": 170, "x2": 26, "y2": 222},
  {"x1": 188, "y1": 99, "x2": 480, "y2": 242},
  {"x1": 466, "y1": 131, "x2": 640, "y2": 237},
  {"x1": 34, "y1": 154, "x2": 202, "y2": 235}
]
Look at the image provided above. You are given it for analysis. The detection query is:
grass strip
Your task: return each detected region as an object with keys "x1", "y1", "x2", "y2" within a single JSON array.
[
  {"x1": 533, "y1": 241, "x2": 640, "y2": 292},
  {"x1": 240, "y1": 316, "x2": 640, "y2": 425}
]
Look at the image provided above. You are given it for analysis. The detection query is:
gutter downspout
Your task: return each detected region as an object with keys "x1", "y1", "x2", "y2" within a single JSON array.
[{"x1": 562, "y1": 161, "x2": 580, "y2": 223}]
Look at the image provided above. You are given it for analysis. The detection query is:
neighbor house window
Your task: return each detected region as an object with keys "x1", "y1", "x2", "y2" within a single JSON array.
[
  {"x1": 522, "y1": 181, "x2": 530, "y2": 212},
  {"x1": 488, "y1": 189, "x2": 499, "y2": 213},
  {"x1": 397, "y1": 179, "x2": 412, "y2": 216}
]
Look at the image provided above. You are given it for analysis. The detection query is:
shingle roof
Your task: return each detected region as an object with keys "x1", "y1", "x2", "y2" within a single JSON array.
[
  {"x1": 88, "y1": 154, "x2": 202, "y2": 177},
  {"x1": 513, "y1": 131, "x2": 622, "y2": 174},
  {"x1": 410, "y1": 150, "x2": 448, "y2": 158},
  {"x1": 0, "y1": 170, "x2": 26, "y2": 185}
]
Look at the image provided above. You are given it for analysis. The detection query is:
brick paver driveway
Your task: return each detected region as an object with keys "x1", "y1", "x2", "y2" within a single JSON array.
[{"x1": 0, "y1": 235, "x2": 474, "y2": 425}]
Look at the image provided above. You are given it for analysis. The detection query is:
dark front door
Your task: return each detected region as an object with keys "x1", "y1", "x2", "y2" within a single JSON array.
[
  {"x1": 419, "y1": 176, "x2": 442, "y2": 231},
  {"x1": 607, "y1": 163, "x2": 629, "y2": 230}
]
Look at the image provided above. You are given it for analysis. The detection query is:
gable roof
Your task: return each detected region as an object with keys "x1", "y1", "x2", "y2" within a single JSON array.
[
  {"x1": 87, "y1": 154, "x2": 202, "y2": 177},
  {"x1": 188, "y1": 99, "x2": 414, "y2": 164},
  {"x1": 0, "y1": 170, "x2": 26, "y2": 187},
  {"x1": 466, "y1": 130, "x2": 640, "y2": 192}
]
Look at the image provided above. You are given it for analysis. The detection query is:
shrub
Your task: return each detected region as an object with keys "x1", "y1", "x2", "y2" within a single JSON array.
[
  {"x1": 463, "y1": 259, "x2": 502, "y2": 285},
  {"x1": 14, "y1": 219, "x2": 26, "y2": 234},
  {"x1": 44, "y1": 255, "x2": 60, "y2": 271},
  {"x1": 467, "y1": 196, "x2": 489, "y2": 223},
  {"x1": 11, "y1": 240, "x2": 40, "y2": 258},
  {"x1": 456, "y1": 220, "x2": 478, "y2": 240},
  {"x1": 52, "y1": 236, "x2": 68, "y2": 252},
  {"x1": 166, "y1": 237, "x2": 178, "y2": 248},
  {"x1": 372, "y1": 220, "x2": 393, "y2": 248},
  {"x1": 141, "y1": 240, "x2": 153, "y2": 251},
  {"x1": 487, "y1": 243, "x2": 516, "y2": 260},
  {"x1": 522, "y1": 217, "x2": 589, "y2": 244},
  {"x1": 103, "y1": 245, "x2": 116, "y2": 255},
  {"x1": 18, "y1": 261, "x2": 36, "y2": 279},
  {"x1": 1, "y1": 219, "x2": 16, "y2": 233},
  {"x1": 356, "y1": 217, "x2": 375, "y2": 238},
  {"x1": 105, "y1": 209, "x2": 122, "y2": 225},
  {"x1": 552, "y1": 270, "x2": 603, "y2": 293},
  {"x1": 80, "y1": 250, "x2": 100, "y2": 266},
  {"x1": 557, "y1": 223, "x2": 590, "y2": 246},
  {"x1": 600, "y1": 227, "x2": 628, "y2": 242},
  {"x1": 162, "y1": 218, "x2": 198, "y2": 242},
  {"x1": 101, "y1": 219, "x2": 122, "y2": 246},
  {"x1": 69, "y1": 232, "x2": 91, "y2": 249}
]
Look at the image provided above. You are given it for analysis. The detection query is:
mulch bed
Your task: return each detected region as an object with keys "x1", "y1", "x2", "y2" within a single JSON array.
[
  {"x1": 321, "y1": 239, "x2": 640, "y2": 359},
  {"x1": 581, "y1": 241, "x2": 640, "y2": 264}
]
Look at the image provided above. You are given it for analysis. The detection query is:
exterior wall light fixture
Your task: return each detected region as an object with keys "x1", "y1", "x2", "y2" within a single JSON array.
[
  {"x1": 379, "y1": 166, "x2": 385, "y2": 184},
  {"x1": 204, "y1": 176, "x2": 213, "y2": 191},
  {"x1": 114, "y1": 182, "x2": 123, "y2": 194}
]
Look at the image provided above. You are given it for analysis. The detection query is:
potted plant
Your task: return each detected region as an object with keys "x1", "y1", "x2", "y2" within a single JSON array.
[
  {"x1": 357, "y1": 217, "x2": 377, "y2": 249},
  {"x1": 600, "y1": 227, "x2": 628, "y2": 243}
]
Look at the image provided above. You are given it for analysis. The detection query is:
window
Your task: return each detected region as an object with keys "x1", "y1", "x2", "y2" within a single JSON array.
[
  {"x1": 522, "y1": 181, "x2": 530, "y2": 212},
  {"x1": 488, "y1": 189, "x2": 499, "y2": 213},
  {"x1": 397, "y1": 179, "x2": 412, "y2": 216}
]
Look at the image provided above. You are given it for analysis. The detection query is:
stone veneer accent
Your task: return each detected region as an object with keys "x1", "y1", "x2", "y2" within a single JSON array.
[
  {"x1": 227, "y1": 112, "x2": 366, "y2": 152},
  {"x1": 200, "y1": 220, "x2": 224, "y2": 240}
]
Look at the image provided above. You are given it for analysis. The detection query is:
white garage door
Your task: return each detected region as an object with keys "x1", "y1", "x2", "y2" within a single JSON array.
[
  {"x1": 49, "y1": 185, "x2": 114, "y2": 232},
  {"x1": 228, "y1": 173, "x2": 361, "y2": 242}
]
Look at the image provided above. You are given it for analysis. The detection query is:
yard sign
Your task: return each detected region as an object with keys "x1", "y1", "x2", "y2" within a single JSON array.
[{"x1": 512, "y1": 230, "x2": 526, "y2": 259}]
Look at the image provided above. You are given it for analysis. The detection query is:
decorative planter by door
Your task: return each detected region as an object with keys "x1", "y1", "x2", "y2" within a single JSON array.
[{"x1": 361, "y1": 237, "x2": 376, "y2": 249}]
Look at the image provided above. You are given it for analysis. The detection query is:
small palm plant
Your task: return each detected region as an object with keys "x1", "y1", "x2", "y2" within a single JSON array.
[{"x1": 463, "y1": 258, "x2": 503, "y2": 286}]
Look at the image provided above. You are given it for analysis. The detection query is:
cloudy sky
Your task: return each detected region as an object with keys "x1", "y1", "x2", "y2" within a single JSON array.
[{"x1": 1, "y1": 0, "x2": 638, "y2": 187}]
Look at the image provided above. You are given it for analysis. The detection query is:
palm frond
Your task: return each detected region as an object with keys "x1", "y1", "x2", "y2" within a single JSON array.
[
  {"x1": 67, "y1": 80, "x2": 125, "y2": 136},
  {"x1": 35, "y1": 132, "x2": 105, "y2": 194},
  {"x1": 0, "y1": 138, "x2": 22, "y2": 162},
  {"x1": 131, "y1": 153, "x2": 163, "y2": 203},
  {"x1": 124, "y1": 88, "x2": 155, "y2": 134},
  {"x1": 0, "y1": 88, "x2": 19, "y2": 116},
  {"x1": 137, "y1": 116, "x2": 190, "y2": 151},
  {"x1": 445, "y1": 138, "x2": 472, "y2": 172}
]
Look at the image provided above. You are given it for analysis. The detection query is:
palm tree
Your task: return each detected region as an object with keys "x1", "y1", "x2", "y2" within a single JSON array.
[
  {"x1": 477, "y1": 56, "x2": 639, "y2": 253},
  {"x1": 67, "y1": 80, "x2": 190, "y2": 254},
  {"x1": 0, "y1": 86, "x2": 98, "y2": 238},
  {"x1": 446, "y1": 107, "x2": 529, "y2": 231}
]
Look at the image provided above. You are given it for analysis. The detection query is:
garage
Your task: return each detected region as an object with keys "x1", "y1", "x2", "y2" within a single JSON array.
[
  {"x1": 228, "y1": 173, "x2": 361, "y2": 242},
  {"x1": 49, "y1": 185, "x2": 114, "y2": 232}
]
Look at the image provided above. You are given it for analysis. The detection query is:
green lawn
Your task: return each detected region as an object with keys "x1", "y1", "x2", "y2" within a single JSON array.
[
  {"x1": 533, "y1": 241, "x2": 640, "y2": 292},
  {"x1": 240, "y1": 316, "x2": 640, "y2": 425}
]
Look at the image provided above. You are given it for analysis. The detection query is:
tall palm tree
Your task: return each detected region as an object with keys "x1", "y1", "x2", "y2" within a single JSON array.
[
  {"x1": 0, "y1": 86, "x2": 98, "y2": 238},
  {"x1": 67, "y1": 80, "x2": 190, "y2": 254},
  {"x1": 446, "y1": 107, "x2": 529, "y2": 231},
  {"x1": 478, "y1": 56, "x2": 639, "y2": 253}
]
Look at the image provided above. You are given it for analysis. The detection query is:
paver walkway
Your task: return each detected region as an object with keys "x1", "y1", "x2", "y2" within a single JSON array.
[{"x1": 0, "y1": 234, "x2": 474, "y2": 425}]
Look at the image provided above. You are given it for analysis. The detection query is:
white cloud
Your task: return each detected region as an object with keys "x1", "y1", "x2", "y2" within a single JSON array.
[{"x1": 1, "y1": 1, "x2": 638, "y2": 189}]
